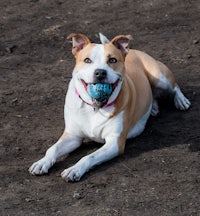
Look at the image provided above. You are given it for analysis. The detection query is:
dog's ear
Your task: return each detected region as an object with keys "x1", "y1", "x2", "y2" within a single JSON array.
[
  {"x1": 67, "y1": 33, "x2": 91, "y2": 55},
  {"x1": 111, "y1": 35, "x2": 133, "y2": 54}
]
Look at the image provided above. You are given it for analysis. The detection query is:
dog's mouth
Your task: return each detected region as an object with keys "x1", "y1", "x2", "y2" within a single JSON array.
[{"x1": 81, "y1": 79, "x2": 120, "y2": 108}]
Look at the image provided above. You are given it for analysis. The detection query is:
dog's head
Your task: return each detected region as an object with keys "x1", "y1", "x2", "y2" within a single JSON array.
[{"x1": 68, "y1": 33, "x2": 132, "y2": 109}]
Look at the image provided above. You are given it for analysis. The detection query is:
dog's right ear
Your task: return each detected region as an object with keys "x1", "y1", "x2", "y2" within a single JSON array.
[{"x1": 67, "y1": 33, "x2": 91, "y2": 56}]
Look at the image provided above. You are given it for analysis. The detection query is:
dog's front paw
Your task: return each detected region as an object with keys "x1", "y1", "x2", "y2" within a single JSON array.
[
  {"x1": 61, "y1": 165, "x2": 84, "y2": 182},
  {"x1": 29, "y1": 157, "x2": 55, "y2": 175}
]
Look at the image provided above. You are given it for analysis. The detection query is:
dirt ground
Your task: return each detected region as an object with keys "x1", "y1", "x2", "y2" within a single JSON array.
[{"x1": 0, "y1": 0, "x2": 199, "y2": 215}]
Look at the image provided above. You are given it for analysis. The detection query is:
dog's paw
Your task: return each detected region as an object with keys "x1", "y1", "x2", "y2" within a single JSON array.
[
  {"x1": 174, "y1": 87, "x2": 191, "y2": 110},
  {"x1": 151, "y1": 99, "x2": 159, "y2": 116},
  {"x1": 29, "y1": 157, "x2": 55, "y2": 175},
  {"x1": 61, "y1": 165, "x2": 83, "y2": 182}
]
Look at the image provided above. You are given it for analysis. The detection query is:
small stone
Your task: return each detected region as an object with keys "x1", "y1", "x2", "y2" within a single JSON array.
[
  {"x1": 25, "y1": 198, "x2": 33, "y2": 202},
  {"x1": 6, "y1": 45, "x2": 17, "y2": 53},
  {"x1": 12, "y1": 98, "x2": 18, "y2": 103},
  {"x1": 193, "y1": 39, "x2": 199, "y2": 44},
  {"x1": 45, "y1": 16, "x2": 52, "y2": 20},
  {"x1": 186, "y1": 54, "x2": 192, "y2": 59},
  {"x1": 73, "y1": 191, "x2": 82, "y2": 199}
]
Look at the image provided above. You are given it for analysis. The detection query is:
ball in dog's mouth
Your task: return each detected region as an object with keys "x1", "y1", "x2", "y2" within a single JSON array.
[
  {"x1": 87, "y1": 83, "x2": 112, "y2": 102},
  {"x1": 81, "y1": 80, "x2": 119, "y2": 108}
]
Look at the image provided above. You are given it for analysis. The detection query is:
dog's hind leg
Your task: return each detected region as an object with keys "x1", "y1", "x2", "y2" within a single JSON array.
[
  {"x1": 29, "y1": 132, "x2": 82, "y2": 175},
  {"x1": 136, "y1": 51, "x2": 191, "y2": 111},
  {"x1": 156, "y1": 61, "x2": 190, "y2": 110},
  {"x1": 149, "y1": 60, "x2": 191, "y2": 111},
  {"x1": 173, "y1": 85, "x2": 191, "y2": 110}
]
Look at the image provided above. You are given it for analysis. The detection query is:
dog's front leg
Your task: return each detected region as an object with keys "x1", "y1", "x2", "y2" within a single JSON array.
[
  {"x1": 61, "y1": 136, "x2": 123, "y2": 182},
  {"x1": 29, "y1": 133, "x2": 81, "y2": 175}
]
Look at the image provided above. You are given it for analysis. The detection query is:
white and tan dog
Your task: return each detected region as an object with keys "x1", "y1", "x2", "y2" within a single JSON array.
[{"x1": 29, "y1": 33, "x2": 190, "y2": 181}]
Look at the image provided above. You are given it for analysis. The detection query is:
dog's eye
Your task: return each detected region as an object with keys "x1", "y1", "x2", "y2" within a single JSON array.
[
  {"x1": 108, "y1": 57, "x2": 117, "y2": 63},
  {"x1": 84, "y1": 58, "x2": 92, "y2": 63}
]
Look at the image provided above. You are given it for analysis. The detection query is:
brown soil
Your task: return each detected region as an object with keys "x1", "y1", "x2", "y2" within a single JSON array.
[{"x1": 0, "y1": 0, "x2": 199, "y2": 215}]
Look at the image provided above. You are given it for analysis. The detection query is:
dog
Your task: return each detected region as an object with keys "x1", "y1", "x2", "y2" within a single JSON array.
[{"x1": 29, "y1": 33, "x2": 191, "y2": 182}]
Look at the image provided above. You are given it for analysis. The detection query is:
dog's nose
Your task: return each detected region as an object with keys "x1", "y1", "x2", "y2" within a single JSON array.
[{"x1": 94, "y1": 69, "x2": 107, "y2": 81}]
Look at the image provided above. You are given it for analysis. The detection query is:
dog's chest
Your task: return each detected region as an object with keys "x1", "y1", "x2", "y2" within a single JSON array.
[
  {"x1": 82, "y1": 110, "x2": 109, "y2": 142},
  {"x1": 67, "y1": 106, "x2": 113, "y2": 142},
  {"x1": 65, "y1": 81, "x2": 124, "y2": 142}
]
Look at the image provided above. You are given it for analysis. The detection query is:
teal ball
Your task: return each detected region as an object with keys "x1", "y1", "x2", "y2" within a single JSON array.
[{"x1": 87, "y1": 83, "x2": 112, "y2": 101}]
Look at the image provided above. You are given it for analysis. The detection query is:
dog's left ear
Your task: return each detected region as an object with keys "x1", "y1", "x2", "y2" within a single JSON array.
[
  {"x1": 67, "y1": 33, "x2": 91, "y2": 55},
  {"x1": 111, "y1": 35, "x2": 133, "y2": 54}
]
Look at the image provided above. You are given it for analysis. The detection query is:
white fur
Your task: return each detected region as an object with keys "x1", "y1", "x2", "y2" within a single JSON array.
[
  {"x1": 127, "y1": 104, "x2": 152, "y2": 139},
  {"x1": 99, "y1": 33, "x2": 110, "y2": 44},
  {"x1": 156, "y1": 72, "x2": 173, "y2": 91},
  {"x1": 173, "y1": 86, "x2": 191, "y2": 110}
]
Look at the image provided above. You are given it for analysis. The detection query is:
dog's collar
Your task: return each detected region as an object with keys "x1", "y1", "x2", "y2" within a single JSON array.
[{"x1": 75, "y1": 88, "x2": 116, "y2": 109}]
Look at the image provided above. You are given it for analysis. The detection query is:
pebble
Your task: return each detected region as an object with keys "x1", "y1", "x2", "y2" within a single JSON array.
[
  {"x1": 73, "y1": 191, "x2": 83, "y2": 199},
  {"x1": 6, "y1": 45, "x2": 17, "y2": 53},
  {"x1": 193, "y1": 39, "x2": 199, "y2": 44}
]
